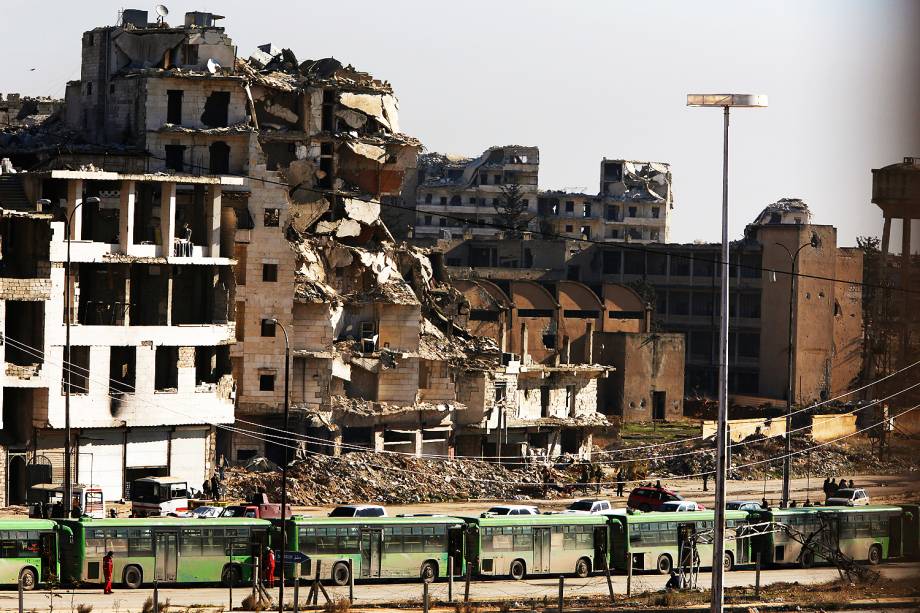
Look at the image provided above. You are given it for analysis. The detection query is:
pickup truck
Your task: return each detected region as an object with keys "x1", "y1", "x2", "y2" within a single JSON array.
[{"x1": 220, "y1": 503, "x2": 293, "y2": 519}]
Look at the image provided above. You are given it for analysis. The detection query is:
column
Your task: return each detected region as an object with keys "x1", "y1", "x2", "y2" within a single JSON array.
[
  {"x1": 66, "y1": 179, "x2": 83, "y2": 240},
  {"x1": 206, "y1": 184, "x2": 222, "y2": 257},
  {"x1": 118, "y1": 179, "x2": 135, "y2": 253},
  {"x1": 160, "y1": 182, "x2": 176, "y2": 257}
]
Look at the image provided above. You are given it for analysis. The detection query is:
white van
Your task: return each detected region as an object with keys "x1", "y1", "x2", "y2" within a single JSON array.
[{"x1": 130, "y1": 476, "x2": 189, "y2": 517}]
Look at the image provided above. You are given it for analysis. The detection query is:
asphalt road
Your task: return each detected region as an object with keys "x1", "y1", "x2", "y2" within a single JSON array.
[{"x1": 0, "y1": 563, "x2": 916, "y2": 611}]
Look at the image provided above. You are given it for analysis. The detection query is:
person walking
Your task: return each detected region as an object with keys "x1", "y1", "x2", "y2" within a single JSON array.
[
  {"x1": 616, "y1": 471, "x2": 625, "y2": 497},
  {"x1": 580, "y1": 463, "x2": 592, "y2": 495},
  {"x1": 211, "y1": 473, "x2": 221, "y2": 501},
  {"x1": 103, "y1": 551, "x2": 114, "y2": 594},
  {"x1": 822, "y1": 478, "x2": 831, "y2": 498},
  {"x1": 702, "y1": 473, "x2": 709, "y2": 492},
  {"x1": 594, "y1": 464, "x2": 604, "y2": 495},
  {"x1": 263, "y1": 546, "x2": 276, "y2": 589}
]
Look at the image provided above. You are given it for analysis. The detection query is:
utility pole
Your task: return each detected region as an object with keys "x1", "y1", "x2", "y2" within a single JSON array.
[
  {"x1": 269, "y1": 318, "x2": 290, "y2": 613},
  {"x1": 687, "y1": 93, "x2": 767, "y2": 613}
]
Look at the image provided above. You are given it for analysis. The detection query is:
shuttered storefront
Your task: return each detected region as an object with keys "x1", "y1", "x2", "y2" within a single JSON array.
[
  {"x1": 170, "y1": 427, "x2": 210, "y2": 494},
  {"x1": 78, "y1": 429, "x2": 124, "y2": 500}
]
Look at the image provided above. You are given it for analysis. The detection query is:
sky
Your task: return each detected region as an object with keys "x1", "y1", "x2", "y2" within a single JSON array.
[{"x1": 2, "y1": 0, "x2": 919, "y2": 248}]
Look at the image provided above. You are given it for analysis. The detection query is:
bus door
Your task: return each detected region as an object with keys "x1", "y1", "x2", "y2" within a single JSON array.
[
  {"x1": 593, "y1": 526, "x2": 608, "y2": 571},
  {"x1": 40, "y1": 531, "x2": 57, "y2": 582},
  {"x1": 154, "y1": 531, "x2": 178, "y2": 582},
  {"x1": 359, "y1": 529, "x2": 382, "y2": 579},
  {"x1": 532, "y1": 528, "x2": 551, "y2": 574},
  {"x1": 889, "y1": 515, "x2": 903, "y2": 558},
  {"x1": 447, "y1": 527, "x2": 464, "y2": 575},
  {"x1": 677, "y1": 523, "x2": 696, "y2": 569}
]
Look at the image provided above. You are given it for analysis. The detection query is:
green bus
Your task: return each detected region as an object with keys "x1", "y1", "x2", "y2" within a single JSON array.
[
  {"x1": 58, "y1": 518, "x2": 271, "y2": 588},
  {"x1": 284, "y1": 516, "x2": 466, "y2": 585},
  {"x1": 0, "y1": 519, "x2": 59, "y2": 590},
  {"x1": 607, "y1": 510, "x2": 751, "y2": 574},
  {"x1": 463, "y1": 514, "x2": 609, "y2": 580},
  {"x1": 748, "y1": 505, "x2": 904, "y2": 567}
]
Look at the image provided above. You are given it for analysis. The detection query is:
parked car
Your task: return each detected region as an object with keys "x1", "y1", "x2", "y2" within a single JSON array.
[
  {"x1": 483, "y1": 505, "x2": 540, "y2": 517},
  {"x1": 627, "y1": 485, "x2": 683, "y2": 511},
  {"x1": 826, "y1": 488, "x2": 870, "y2": 506},
  {"x1": 560, "y1": 499, "x2": 612, "y2": 514},
  {"x1": 659, "y1": 500, "x2": 705, "y2": 512},
  {"x1": 328, "y1": 504, "x2": 387, "y2": 517},
  {"x1": 188, "y1": 505, "x2": 223, "y2": 518},
  {"x1": 726, "y1": 500, "x2": 763, "y2": 511}
]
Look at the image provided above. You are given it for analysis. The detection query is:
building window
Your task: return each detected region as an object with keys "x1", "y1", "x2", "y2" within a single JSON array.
[
  {"x1": 583, "y1": 203, "x2": 591, "y2": 218},
  {"x1": 652, "y1": 206, "x2": 660, "y2": 219},
  {"x1": 261, "y1": 319, "x2": 276, "y2": 337},
  {"x1": 580, "y1": 226, "x2": 590, "y2": 239},
  {"x1": 624, "y1": 252, "x2": 645, "y2": 275},
  {"x1": 439, "y1": 218, "x2": 446, "y2": 227},
  {"x1": 424, "y1": 215, "x2": 432, "y2": 225},
  {"x1": 627, "y1": 228, "x2": 642, "y2": 240},
  {"x1": 565, "y1": 225, "x2": 573, "y2": 233},
  {"x1": 479, "y1": 174, "x2": 488, "y2": 185},
  {"x1": 259, "y1": 373, "x2": 276, "y2": 391},
  {"x1": 262, "y1": 263, "x2": 278, "y2": 282},
  {"x1": 606, "y1": 228, "x2": 620, "y2": 239},
  {"x1": 606, "y1": 205, "x2": 620, "y2": 221},
  {"x1": 440, "y1": 196, "x2": 448, "y2": 205},
  {"x1": 602, "y1": 250, "x2": 621, "y2": 274},
  {"x1": 424, "y1": 193, "x2": 432, "y2": 204},
  {"x1": 738, "y1": 332, "x2": 760, "y2": 358},
  {"x1": 166, "y1": 89, "x2": 184, "y2": 124},
  {"x1": 208, "y1": 141, "x2": 230, "y2": 174},
  {"x1": 201, "y1": 91, "x2": 231, "y2": 128},
  {"x1": 494, "y1": 174, "x2": 502, "y2": 184},
  {"x1": 450, "y1": 195, "x2": 461, "y2": 206},
  {"x1": 650, "y1": 229, "x2": 660, "y2": 241},
  {"x1": 565, "y1": 201, "x2": 575, "y2": 213},
  {"x1": 628, "y1": 206, "x2": 637, "y2": 217},
  {"x1": 522, "y1": 199, "x2": 529, "y2": 207},
  {"x1": 86, "y1": 81, "x2": 93, "y2": 96},
  {"x1": 468, "y1": 196, "x2": 477, "y2": 204},
  {"x1": 264, "y1": 208, "x2": 280, "y2": 227},
  {"x1": 164, "y1": 145, "x2": 185, "y2": 172}
]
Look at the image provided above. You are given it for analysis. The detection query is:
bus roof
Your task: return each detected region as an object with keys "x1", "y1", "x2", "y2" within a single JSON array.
[
  {"x1": 0, "y1": 519, "x2": 58, "y2": 531},
  {"x1": 754, "y1": 505, "x2": 902, "y2": 516},
  {"x1": 289, "y1": 516, "x2": 466, "y2": 526},
  {"x1": 462, "y1": 514, "x2": 609, "y2": 526},
  {"x1": 607, "y1": 509, "x2": 749, "y2": 523},
  {"x1": 61, "y1": 517, "x2": 271, "y2": 528}
]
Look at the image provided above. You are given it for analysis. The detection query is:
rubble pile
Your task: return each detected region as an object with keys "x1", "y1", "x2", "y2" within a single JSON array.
[{"x1": 224, "y1": 452, "x2": 579, "y2": 504}]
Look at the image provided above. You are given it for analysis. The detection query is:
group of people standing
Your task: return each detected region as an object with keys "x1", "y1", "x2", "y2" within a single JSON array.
[{"x1": 823, "y1": 477, "x2": 855, "y2": 498}]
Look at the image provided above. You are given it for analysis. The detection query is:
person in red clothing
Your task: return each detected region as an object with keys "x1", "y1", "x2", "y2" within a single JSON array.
[
  {"x1": 263, "y1": 547, "x2": 275, "y2": 589},
  {"x1": 102, "y1": 551, "x2": 114, "y2": 594}
]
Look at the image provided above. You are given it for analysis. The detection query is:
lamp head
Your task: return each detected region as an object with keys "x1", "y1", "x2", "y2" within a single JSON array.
[
  {"x1": 810, "y1": 232, "x2": 821, "y2": 249},
  {"x1": 84, "y1": 196, "x2": 101, "y2": 205}
]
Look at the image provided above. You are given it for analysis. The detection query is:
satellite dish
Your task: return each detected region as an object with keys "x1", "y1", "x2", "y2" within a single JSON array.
[
  {"x1": 206, "y1": 58, "x2": 221, "y2": 74},
  {"x1": 155, "y1": 4, "x2": 169, "y2": 17}
]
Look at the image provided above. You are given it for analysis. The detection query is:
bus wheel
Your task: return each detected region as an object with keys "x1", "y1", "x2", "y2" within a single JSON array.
[
  {"x1": 799, "y1": 550, "x2": 814, "y2": 569},
  {"x1": 509, "y1": 559, "x2": 526, "y2": 581},
  {"x1": 18, "y1": 568, "x2": 37, "y2": 591},
  {"x1": 868, "y1": 544, "x2": 882, "y2": 565},
  {"x1": 574, "y1": 558, "x2": 591, "y2": 578},
  {"x1": 332, "y1": 562, "x2": 351, "y2": 587},
  {"x1": 656, "y1": 554, "x2": 672, "y2": 575},
  {"x1": 722, "y1": 552, "x2": 734, "y2": 572},
  {"x1": 123, "y1": 565, "x2": 143, "y2": 589},
  {"x1": 420, "y1": 561, "x2": 438, "y2": 583},
  {"x1": 222, "y1": 564, "x2": 242, "y2": 587}
]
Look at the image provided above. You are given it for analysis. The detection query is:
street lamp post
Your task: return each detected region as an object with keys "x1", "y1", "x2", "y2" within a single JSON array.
[
  {"x1": 268, "y1": 318, "x2": 290, "y2": 612},
  {"x1": 687, "y1": 94, "x2": 766, "y2": 613},
  {"x1": 63, "y1": 195, "x2": 99, "y2": 517},
  {"x1": 776, "y1": 232, "x2": 820, "y2": 508}
]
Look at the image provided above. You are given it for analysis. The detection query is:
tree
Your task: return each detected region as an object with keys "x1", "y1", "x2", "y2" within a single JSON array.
[{"x1": 492, "y1": 182, "x2": 530, "y2": 238}]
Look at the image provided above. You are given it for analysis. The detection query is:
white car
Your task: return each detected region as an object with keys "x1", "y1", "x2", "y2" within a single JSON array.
[
  {"x1": 659, "y1": 500, "x2": 705, "y2": 512},
  {"x1": 826, "y1": 488, "x2": 869, "y2": 506},
  {"x1": 329, "y1": 504, "x2": 387, "y2": 517},
  {"x1": 483, "y1": 505, "x2": 540, "y2": 517},
  {"x1": 560, "y1": 499, "x2": 612, "y2": 514}
]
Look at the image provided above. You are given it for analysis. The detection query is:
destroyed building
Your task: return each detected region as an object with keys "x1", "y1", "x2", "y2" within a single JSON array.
[
  {"x1": 0, "y1": 9, "x2": 612, "y2": 499},
  {"x1": 0, "y1": 94, "x2": 64, "y2": 129},
  {"x1": 409, "y1": 148, "x2": 672, "y2": 245}
]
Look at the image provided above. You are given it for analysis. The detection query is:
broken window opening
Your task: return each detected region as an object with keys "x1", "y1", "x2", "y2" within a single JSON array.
[
  {"x1": 201, "y1": 91, "x2": 230, "y2": 128},
  {"x1": 517, "y1": 309, "x2": 554, "y2": 318},
  {"x1": 166, "y1": 90, "x2": 183, "y2": 125},
  {"x1": 542, "y1": 334, "x2": 556, "y2": 349},
  {"x1": 196, "y1": 345, "x2": 231, "y2": 385},
  {"x1": 4, "y1": 301, "x2": 44, "y2": 368},
  {"x1": 479, "y1": 174, "x2": 488, "y2": 186},
  {"x1": 540, "y1": 386, "x2": 550, "y2": 418},
  {"x1": 628, "y1": 206, "x2": 637, "y2": 218},
  {"x1": 182, "y1": 43, "x2": 199, "y2": 66},
  {"x1": 602, "y1": 250, "x2": 621, "y2": 274},
  {"x1": 439, "y1": 196, "x2": 448, "y2": 205},
  {"x1": 109, "y1": 346, "x2": 136, "y2": 395},
  {"x1": 262, "y1": 263, "x2": 278, "y2": 282},
  {"x1": 424, "y1": 193, "x2": 432, "y2": 204},
  {"x1": 494, "y1": 381, "x2": 508, "y2": 403},
  {"x1": 468, "y1": 196, "x2": 476, "y2": 204},
  {"x1": 627, "y1": 228, "x2": 642, "y2": 240},
  {"x1": 77, "y1": 264, "x2": 128, "y2": 325},
  {"x1": 0, "y1": 217, "x2": 51, "y2": 278},
  {"x1": 605, "y1": 205, "x2": 620, "y2": 221},
  {"x1": 423, "y1": 215, "x2": 432, "y2": 225},
  {"x1": 603, "y1": 162, "x2": 623, "y2": 181},
  {"x1": 209, "y1": 141, "x2": 230, "y2": 174},
  {"x1": 652, "y1": 206, "x2": 660, "y2": 219},
  {"x1": 738, "y1": 332, "x2": 760, "y2": 359},
  {"x1": 261, "y1": 318, "x2": 276, "y2": 337},
  {"x1": 259, "y1": 373, "x2": 276, "y2": 391},
  {"x1": 565, "y1": 201, "x2": 575, "y2": 213},
  {"x1": 171, "y1": 265, "x2": 225, "y2": 325},
  {"x1": 583, "y1": 204, "x2": 591, "y2": 218},
  {"x1": 565, "y1": 225, "x2": 573, "y2": 233},
  {"x1": 264, "y1": 208, "x2": 280, "y2": 227},
  {"x1": 469, "y1": 309, "x2": 499, "y2": 322},
  {"x1": 580, "y1": 226, "x2": 590, "y2": 239},
  {"x1": 154, "y1": 346, "x2": 179, "y2": 392},
  {"x1": 563, "y1": 310, "x2": 599, "y2": 319},
  {"x1": 63, "y1": 346, "x2": 90, "y2": 394},
  {"x1": 321, "y1": 89, "x2": 335, "y2": 132},
  {"x1": 165, "y1": 145, "x2": 185, "y2": 172},
  {"x1": 450, "y1": 195, "x2": 461, "y2": 206},
  {"x1": 129, "y1": 264, "x2": 169, "y2": 325}
]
